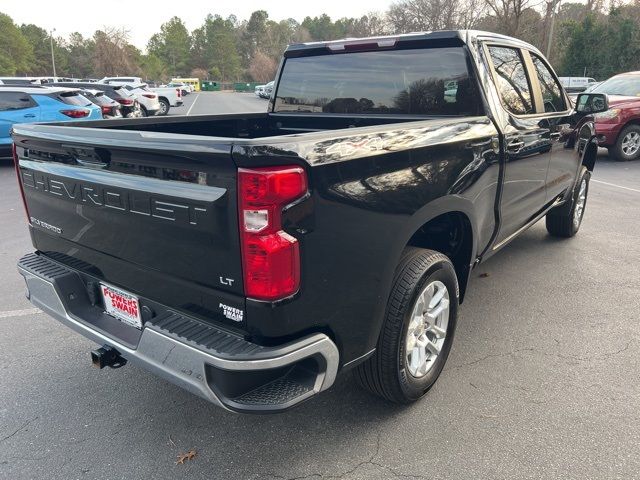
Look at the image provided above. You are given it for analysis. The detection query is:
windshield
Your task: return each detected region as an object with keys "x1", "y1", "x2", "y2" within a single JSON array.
[
  {"x1": 592, "y1": 76, "x2": 640, "y2": 97},
  {"x1": 274, "y1": 47, "x2": 482, "y2": 115}
]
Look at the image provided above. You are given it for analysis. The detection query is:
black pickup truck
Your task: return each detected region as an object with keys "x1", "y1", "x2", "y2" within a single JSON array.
[{"x1": 12, "y1": 30, "x2": 607, "y2": 413}]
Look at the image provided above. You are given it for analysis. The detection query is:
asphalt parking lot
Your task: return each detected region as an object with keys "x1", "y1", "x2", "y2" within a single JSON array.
[
  {"x1": 1, "y1": 92, "x2": 639, "y2": 479},
  {"x1": 168, "y1": 90, "x2": 268, "y2": 116}
]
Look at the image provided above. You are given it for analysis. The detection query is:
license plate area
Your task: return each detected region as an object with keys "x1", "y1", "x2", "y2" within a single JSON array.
[{"x1": 100, "y1": 283, "x2": 142, "y2": 329}]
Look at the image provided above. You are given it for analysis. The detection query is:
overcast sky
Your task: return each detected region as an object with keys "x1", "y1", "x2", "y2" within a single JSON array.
[{"x1": 2, "y1": 0, "x2": 396, "y2": 50}]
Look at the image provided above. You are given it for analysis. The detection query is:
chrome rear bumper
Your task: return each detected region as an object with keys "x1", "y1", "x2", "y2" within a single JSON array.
[{"x1": 18, "y1": 253, "x2": 339, "y2": 413}]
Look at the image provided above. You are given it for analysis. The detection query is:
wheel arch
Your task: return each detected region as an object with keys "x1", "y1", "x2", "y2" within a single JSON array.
[
  {"x1": 603, "y1": 114, "x2": 640, "y2": 154},
  {"x1": 577, "y1": 121, "x2": 598, "y2": 171},
  {"x1": 406, "y1": 211, "x2": 475, "y2": 303},
  {"x1": 360, "y1": 196, "x2": 479, "y2": 368},
  {"x1": 380, "y1": 196, "x2": 479, "y2": 309},
  {"x1": 582, "y1": 136, "x2": 598, "y2": 171}
]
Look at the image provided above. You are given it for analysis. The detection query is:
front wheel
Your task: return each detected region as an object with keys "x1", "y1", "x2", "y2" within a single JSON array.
[
  {"x1": 355, "y1": 248, "x2": 459, "y2": 403},
  {"x1": 546, "y1": 166, "x2": 590, "y2": 237}
]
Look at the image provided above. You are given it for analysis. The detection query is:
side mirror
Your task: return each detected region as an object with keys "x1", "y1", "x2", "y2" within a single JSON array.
[{"x1": 575, "y1": 93, "x2": 608, "y2": 114}]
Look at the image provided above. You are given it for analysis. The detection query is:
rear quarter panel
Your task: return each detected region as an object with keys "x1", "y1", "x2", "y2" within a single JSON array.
[
  {"x1": 33, "y1": 95, "x2": 102, "y2": 122},
  {"x1": 233, "y1": 116, "x2": 500, "y2": 364}
]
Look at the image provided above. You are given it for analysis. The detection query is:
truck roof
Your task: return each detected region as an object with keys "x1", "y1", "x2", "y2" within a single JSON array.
[{"x1": 285, "y1": 30, "x2": 540, "y2": 57}]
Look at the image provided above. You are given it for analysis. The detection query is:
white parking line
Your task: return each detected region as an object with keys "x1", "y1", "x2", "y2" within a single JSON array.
[
  {"x1": 0, "y1": 308, "x2": 41, "y2": 319},
  {"x1": 592, "y1": 179, "x2": 640, "y2": 194},
  {"x1": 186, "y1": 93, "x2": 200, "y2": 116}
]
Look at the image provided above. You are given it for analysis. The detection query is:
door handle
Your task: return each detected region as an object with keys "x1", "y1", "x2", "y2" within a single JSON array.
[
  {"x1": 550, "y1": 132, "x2": 561, "y2": 140},
  {"x1": 23, "y1": 113, "x2": 36, "y2": 118},
  {"x1": 506, "y1": 140, "x2": 525, "y2": 153}
]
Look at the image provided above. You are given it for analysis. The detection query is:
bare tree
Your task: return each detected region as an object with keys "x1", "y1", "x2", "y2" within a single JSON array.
[
  {"x1": 458, "y1": 0, "x2": 490, "y2": 28},
  {"x1": 349, "y1": 13, "x2": 389, "y2": 37},
  {"x1": 585, "y1": 0, "x2": 607, "y2": 13},
  {"x1": 92, "y1": 27, "x2": 139, "y2": 76},
  {"x1": 248, "y1": 50, "x2": 277, "y2": 83},
  {"x1": 387, "y1": 0, "x2": 486, "y2": 33},
  {"x1": 191, "y1": 67, "x2": 208, "y2": 80},
  {"x1": 483, "y1": 0, "x2": 542, "y2": 36}
]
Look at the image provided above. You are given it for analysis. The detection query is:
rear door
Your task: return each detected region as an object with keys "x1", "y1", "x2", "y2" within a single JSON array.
[
  {"x1": 484, "y1": 44, "x2": 552, "y2": 246},
  {"x1": 0, "y1": 92, "x2": 40, "y2": 143}
]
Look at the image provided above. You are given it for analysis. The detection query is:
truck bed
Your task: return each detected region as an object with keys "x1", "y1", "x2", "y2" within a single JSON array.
[{"x1": 33, "y1": 111, "x2": 434, "y2": 138}]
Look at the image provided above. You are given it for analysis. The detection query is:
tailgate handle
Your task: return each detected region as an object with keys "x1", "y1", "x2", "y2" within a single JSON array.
[
  {"x1": 62, "y1": 144, "x2": 110, "y2": 169},
  {"x1": 76, "y1": 158, "x2": 109, "y2": 168}
]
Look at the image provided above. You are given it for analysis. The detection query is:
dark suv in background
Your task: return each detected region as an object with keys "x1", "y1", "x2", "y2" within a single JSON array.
[
  {"x1": 49, "y1": 82, "x2": 140, "y2": 118},
  {"x1": 79, "y1": 89, "x2": 122, "y2": 118}
]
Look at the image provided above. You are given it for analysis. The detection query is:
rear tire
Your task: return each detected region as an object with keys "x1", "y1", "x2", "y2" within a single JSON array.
[
  {"x1": 546, "y1": 166, "x2": 590, "y2": 238},
  {"x1": 612, "y1": 125, "x2": 640, "y2": 161},
  {"x1": 158, "y1": 98, "x2": 170, "y2": 116},
  {"x1": 140, "y1": 106, "x2": 148, "y2": 117},
  {"x1": 355, "y1": 248, "x2": 459, "y2": 403}
]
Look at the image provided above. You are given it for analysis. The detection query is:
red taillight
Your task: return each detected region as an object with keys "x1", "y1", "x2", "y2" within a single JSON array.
[
  {"x1": 142, "y1": 93, "x2": 157, "y2": 99},
  {"x1": 119, "y1": 98, "x2": 134, "y2": 106},
  {"x1": 176, "y1": 88, "x2": 181, "y2": 98},
  {"x1": 60, "y1": 109, "x2": 89, "y2": 118},
  {"x1": 238, "y1": 166, "x2": 307, "y2": 301},
  {"x1": 12, "y1": 144, "x2": 30, "y2": 221},
  {"x1": 101, "y1": 105, "x2": 111, "y2": 114}
]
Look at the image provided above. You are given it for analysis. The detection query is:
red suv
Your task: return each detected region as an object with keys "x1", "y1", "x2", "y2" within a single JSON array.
[{"x1": 590, "y1": 72, "x2": 640, "y2": 161}]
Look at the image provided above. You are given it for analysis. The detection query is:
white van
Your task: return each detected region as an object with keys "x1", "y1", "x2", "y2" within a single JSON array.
[
  {"x1": 559, "y1": 77, "x2": 598, "y2": 92},
  {"x1": 100, "y1": 77, "x2": 144, "y2": 85}
]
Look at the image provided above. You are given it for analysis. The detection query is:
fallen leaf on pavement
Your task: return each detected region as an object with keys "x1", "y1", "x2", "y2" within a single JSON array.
[{"x1": 175, "y1": 449, "x2": 197, "y2": 465}]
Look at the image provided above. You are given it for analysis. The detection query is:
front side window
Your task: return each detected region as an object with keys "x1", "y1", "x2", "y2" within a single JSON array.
[
  {"x1": 531, "y1": 54, "x2": 565, "y2": 112},
  {"x1": 488, "y1": 46, "x2": 533, "y2": 115},
  {"x1": 274, "y1": 47, "x2": 482, "y2": 116}
]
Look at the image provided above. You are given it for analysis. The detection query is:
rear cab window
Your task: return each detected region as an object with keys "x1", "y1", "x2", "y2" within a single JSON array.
[{"x1": 274, "y1": 46, "x2": 483, "y2": 116}]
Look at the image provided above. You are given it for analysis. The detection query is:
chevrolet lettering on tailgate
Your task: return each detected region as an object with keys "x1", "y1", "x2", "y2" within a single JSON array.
[{"x1": 20, "y1": 169, "x2": 208, "y2": 226}]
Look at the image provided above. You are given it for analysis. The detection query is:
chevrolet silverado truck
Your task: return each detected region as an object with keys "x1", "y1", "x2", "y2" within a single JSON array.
[{"x1": 12, "y1": 31, "x2": 607, "y2": 413}]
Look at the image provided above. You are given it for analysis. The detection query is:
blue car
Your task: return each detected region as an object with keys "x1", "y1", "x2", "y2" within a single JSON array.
[{"x1": 0, "y1": 86, "x2": 102, "y2": 157}]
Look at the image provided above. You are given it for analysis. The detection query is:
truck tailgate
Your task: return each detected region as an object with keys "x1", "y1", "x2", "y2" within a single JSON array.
[{"x1": 13, "y1": 125, "x2": 244, "y2": 325}]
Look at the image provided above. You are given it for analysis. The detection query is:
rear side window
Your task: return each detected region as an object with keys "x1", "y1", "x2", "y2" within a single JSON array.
[
  {"x1": 55, "y1": 92, "x2": 92, "y2": 107},
  {"x1": 0, "y1": 92, "x2": 36, "y2": 111},
  {"x1": 487, "y1": 46, "x2": 533, "y2": 115},
  {"x1": 112, "y1": 86, "x2": 132, "y2": 98},
  {"x1": 274, "y1": 47, "x2": 482, "y2": 116},
  {"x1": 530, "y1": 54, "x2": 566, "y2": 112},
  {"x1": 89, "y1": 93, "x2": 110, "y2": 106}
]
